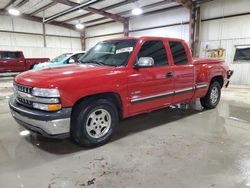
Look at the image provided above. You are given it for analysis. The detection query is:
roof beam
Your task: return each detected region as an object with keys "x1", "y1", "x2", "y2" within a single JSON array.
[
  {"x1": 85, "y1": 4, "x2": 182, "y2": 27},
  {"x1": 84, "y1": 17, "x2": 107, "y2": 24},
  {"x1": 62, "y1": 0, "x2": 130, "y2": 23},
  {"x1": 29, "y1": 2, "x2": 57, "y2": 16},
  {"x1": 121, "y1": 0, "x2": 177, "y2": 17},
  {"x1": 53, "y1": 0, "x2": 127, "y2": 23},
  {"x1": 15, "y1": 0, "x2": 29, "y2": 8},
  {"x1": 44, "y1": 0, "x2": 103, "y2": 23},
  {"x1": 86, "y1": 7, "x2": 127, "y2": 23},
  {"x1": 0, "y1": 9, "x2": 76, "y2": 30},
  {"x1": 3, "y1": 0, "x2": 18, "y2": 9},
  {"x1": 84, "y1": 1, "x2": 180, "y2": 26},
  {"x1": 174, "y1": 0, "x2": 192, "y2": 9},
  {"x1": 62, "y1": 0, "x2": 173, "y2": 23}
]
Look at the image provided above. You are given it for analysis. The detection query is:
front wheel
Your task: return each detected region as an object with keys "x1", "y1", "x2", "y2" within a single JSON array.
[
  {"x1": 200, "y1": 81, "x2": 221, "y2": 109},
  {"x1": 71, "y1": 99, "x2": 118, "y2": 148}
]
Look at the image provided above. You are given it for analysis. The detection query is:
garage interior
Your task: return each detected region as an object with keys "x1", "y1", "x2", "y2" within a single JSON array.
[{"x1": 1, "y1": 0, "x2": 250, "y2": 187}]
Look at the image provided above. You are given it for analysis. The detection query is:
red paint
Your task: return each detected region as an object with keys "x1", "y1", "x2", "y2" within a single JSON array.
[
  {"x1": 14, "y1": 37, "x2": 232, "y2": 118},
  {"x1": 0, "y1": 51, "x2": 49, "y2": 73}
]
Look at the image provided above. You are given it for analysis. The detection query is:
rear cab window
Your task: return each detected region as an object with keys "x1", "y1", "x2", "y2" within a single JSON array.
[
  {"x1": 137, "y1": 40, "x2": 168, "y2": 67},
  {"x1": 169, "y1": 41, "x2": 188, "y2": 65}
]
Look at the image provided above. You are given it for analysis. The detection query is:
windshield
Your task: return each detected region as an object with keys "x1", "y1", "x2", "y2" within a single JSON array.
[
  {"x1": 51, "y1": 53, "x2": 73, "y2": 63},
  {"x1": 79, "y1": 40, "x2": 137, "y2": 66}
]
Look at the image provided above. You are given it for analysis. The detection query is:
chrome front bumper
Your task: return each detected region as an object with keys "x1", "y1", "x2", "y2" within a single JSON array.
[{"x1": 9, "y1": 96, "x2": 71, "y2": 138}]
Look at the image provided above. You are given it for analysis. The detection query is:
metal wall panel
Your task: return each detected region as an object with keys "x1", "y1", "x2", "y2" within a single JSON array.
[
  {"x1": 0, "y1": 15, "x2": 81, "y2": 59},
  {"x1": 200, "y1": 0, "x2": 250, "y2": 85},
  {"x1": 129, "y1": 7, "x2": 189, "y2": 31},
  {"x1": 86, "y1": 34, "x2": 124, "y2": 50},
  {"x1": 85, "y1": 22, "x2": 123, "y2": 38}
]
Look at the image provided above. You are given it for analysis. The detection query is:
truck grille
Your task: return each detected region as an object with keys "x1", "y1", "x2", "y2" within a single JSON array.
[
  {"x1": 14, "y1": 83, "x2": 33, "y2": 108},
  {"x1": 17, "y1": 96, "x2": 33, "y2": 106},
  {"x1": 14, "y1": 83, "x2": 32, "y2": 94}
]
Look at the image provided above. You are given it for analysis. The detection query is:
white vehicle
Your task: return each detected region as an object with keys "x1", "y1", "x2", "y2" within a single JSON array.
[{"x1": 33, "y1": 51, "x2": 86, "y2": 70}]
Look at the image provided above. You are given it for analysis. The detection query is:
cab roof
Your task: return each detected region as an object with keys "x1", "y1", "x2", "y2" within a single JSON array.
[{"x1": 106, "y1": 36, "x2": 185, "y2": 42}]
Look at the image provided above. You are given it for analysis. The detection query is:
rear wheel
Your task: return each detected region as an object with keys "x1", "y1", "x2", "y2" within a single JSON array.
[
  {"x1": 71, "y1": 98, "x2": 118, "y2": 148},
  {"x1": 200, "y1": 81, "x2": 221, "y2": 109}
]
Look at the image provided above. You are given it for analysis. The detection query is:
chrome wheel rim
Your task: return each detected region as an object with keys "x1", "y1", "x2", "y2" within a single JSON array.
[
  {"x1": 210, "y1": 87, "x2": 219, "y2": 104},
  {"x1": 86, "y1": 109, "x2": 111, "y2": 139}
]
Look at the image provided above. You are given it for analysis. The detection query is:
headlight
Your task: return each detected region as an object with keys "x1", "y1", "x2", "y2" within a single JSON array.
[{"x1": 32, "y1": 88, "x2": 60, "y2": 97}]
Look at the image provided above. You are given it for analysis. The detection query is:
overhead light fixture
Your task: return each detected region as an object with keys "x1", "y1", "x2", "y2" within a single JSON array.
[
  {"x1": 19, "y1": 130, "x2": 30, "y2": 136},
  {"x1": 75, "y1": 23, "x2": 84, "y2": 30},
  {"x1": 8, "y1": 8, "x2": 20, "y2": 16},
  {"x1": 132, "y1": 7, "x2": 143, "y2": 16}
]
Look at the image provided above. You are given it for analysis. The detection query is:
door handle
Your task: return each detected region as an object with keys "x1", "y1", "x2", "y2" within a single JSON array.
[{"x1": 166, "y1": 72, "x2": 174, "y2": 78}]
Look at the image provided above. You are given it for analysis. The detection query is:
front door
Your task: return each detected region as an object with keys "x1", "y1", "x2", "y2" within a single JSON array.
[
  {"x1": 0, "y1": 52, "x2": 24, "y2": 72},
  {"x1": 127, "y1": 40, "x2": 175, "y2": 115}
]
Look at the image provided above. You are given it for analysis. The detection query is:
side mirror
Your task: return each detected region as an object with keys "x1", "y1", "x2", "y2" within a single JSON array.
[
  {"x1": 68, "y1": 58, "x2": 75, "y2": 64},
  {"x1": 134, "y1": 57, "x2": 155, "y2": 69}
]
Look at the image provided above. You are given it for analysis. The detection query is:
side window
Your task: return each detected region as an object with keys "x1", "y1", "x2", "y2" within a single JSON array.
[
  {"x1": 0, "y1": 52, "x2": 20, "y2": 59},
  {"x1": 234, "y1": 45, "x2": 250, "y2": 62},
  {"x1": 0, "y1": 52, "x2": 9, "y2": 59},
  {"x1": 67, "y1": 54, "x2": 77, "y2": 64},
  {"x1": 137, "y1": 40, "x2": 168, "y2": 67},
  {"x1": 169, "y1": 41, "x2": 188, "y2": 65},
  {"x1": 0, "y1": 53, "x2": 4, "y2": 59},
  {"x1": 76, "y1": 53, "x2": 84, "y2": 59},
  {"x1": 9, "y1": 52, "x2": 21, "y2": 58}
]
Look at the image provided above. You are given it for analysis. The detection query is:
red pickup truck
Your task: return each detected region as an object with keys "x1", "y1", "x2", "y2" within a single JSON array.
[
  {"x1": 9, "y1": 37, "x2": 233, "y2": 147},
  {"x1": 0, "y1": 51, "x2": 49, "y2": 73}
]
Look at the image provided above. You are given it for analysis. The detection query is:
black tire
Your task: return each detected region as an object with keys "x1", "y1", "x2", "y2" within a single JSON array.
[
  {"x1": 200, "y1": 81, "x2": 221, "y2": 109},
  {"x1": 70, "y1": 98, "x2": 118, "y2": 148}
]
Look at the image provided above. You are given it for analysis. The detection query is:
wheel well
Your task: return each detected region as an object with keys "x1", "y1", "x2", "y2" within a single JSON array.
[
  {"x1": 73, "y1": 92, "x2": 123, "y2": 120},
  {"x1": 29, "y1": 64, "x2": 35, "y2": 70},
  {"x1": 210, "y1": 76, "x2": 223, "y2": 87}
]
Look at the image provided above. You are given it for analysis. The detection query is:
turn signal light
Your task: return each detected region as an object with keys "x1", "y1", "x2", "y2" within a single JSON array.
[
  {"x1": 48, "y1": 104, "x2": 62, "y2": 111},
  {"x1": 33, "y1": 103, "x2": 62, "y2": 111}
]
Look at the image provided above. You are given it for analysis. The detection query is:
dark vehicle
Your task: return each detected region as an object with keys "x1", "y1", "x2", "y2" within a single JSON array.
[{"x1": 0, "y1": 51, "x2": 49, "y2": 73}]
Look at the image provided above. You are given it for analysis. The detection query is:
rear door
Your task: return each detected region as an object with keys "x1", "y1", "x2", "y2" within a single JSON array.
[
  {"x1": 168, "y1": 40, "x2": 195, "y2": 104},
  {"x1": 127, "y1": 40, "x2": 175, "y2": 115},
  {"x1": 0, "y1": 52, "x2": 25, "y2": 72}
]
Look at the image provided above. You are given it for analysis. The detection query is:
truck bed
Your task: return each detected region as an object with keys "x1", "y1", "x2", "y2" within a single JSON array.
[{"x1": 193, "y1": 58, "x2": 224, "y2": 65}]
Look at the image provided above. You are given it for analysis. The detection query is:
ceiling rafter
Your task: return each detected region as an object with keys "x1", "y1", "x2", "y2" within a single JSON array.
[
  {"x1": 29, "y1": 2, "x2": 58, "y2": 16},
  {"x1": 86, "y1": 6, "x2": 127, "y2": 23},
  {"x1": 61, "y1": 0, "x2": 131, "y2": 23},
  {"x1": 195, "y1": 0, "x2": 213, "y2": 5},
  {"x1": 0, "y1": 9, "x2": 76, "y2": 30},
  {"x1": 83, "y1": 0, "x2": 178, "y2": 26},
  {"x1": 15, "y1": 0, "x2": 29, "y2": 8},
  {"x1": 44, "y1": 0, "x2": 104, "y2": 23},
  {"x1": 174, "y1": 0, "x2": 193, "y2": 9},
  {"x1": 52, "y1": 0, "x2": 127, "y2": 23},
  {"x1": 2, "y1": 0, "x2": 18, "y2": 9},
  {"x1": 85, "y1": 4, "x2": 182, "y2": 28}
]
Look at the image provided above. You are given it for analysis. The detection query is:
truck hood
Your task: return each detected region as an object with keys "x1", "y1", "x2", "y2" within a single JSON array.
[{"x1": 15, "y1": 64, "x2": 115, "y2": 88}]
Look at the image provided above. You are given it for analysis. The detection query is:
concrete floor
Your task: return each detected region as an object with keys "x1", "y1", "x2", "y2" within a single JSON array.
[{"x1": 0, "y1": 77, "x2": 250, "y2": 188}]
